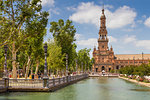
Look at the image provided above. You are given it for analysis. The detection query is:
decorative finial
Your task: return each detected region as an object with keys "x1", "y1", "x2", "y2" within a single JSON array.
[
  {"x1": 102, "y1": 4, "x2": 104, "y2": 14},
  {"x1": 102, "y1": 4, "x2": 104, "y2": 10}
]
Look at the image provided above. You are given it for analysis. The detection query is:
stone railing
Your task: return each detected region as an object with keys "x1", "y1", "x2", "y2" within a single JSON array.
[
  {"x1": 0, "y1": 78, "x2": 9, "y2": 93},
  {"x1": 0, "y1": 79, "x2": 5, "y2": 89},
  {"x1": 9, "y1": 79, "x2": 44, "y2": 88},
  {"x1": 0, "y1": 74, "x2": 88, "y2": 92},
  {"x1": 47, "y1": 74, "x2": 88, "y2": 88}
]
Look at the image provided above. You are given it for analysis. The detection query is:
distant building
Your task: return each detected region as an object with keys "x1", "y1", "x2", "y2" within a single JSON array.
[{"x1": 92, "y1": 8, "x2": 150, "y2": 73}]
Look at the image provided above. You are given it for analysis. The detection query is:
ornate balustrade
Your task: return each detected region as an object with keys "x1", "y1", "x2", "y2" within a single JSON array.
[
  {"x1": 9, "y1": 79, "x2": 44, "y2": 88},
  {"x1": 0, "y1": 79, "x2": 5, "y2": 89},
  {"x1": 4, "y1": 74, "x2": 89, "y2": 91}
]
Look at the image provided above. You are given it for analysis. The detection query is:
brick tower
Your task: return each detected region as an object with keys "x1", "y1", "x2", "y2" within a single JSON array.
[{"x1": 93, "y1": 8, "x2": 115, "y2": 73}]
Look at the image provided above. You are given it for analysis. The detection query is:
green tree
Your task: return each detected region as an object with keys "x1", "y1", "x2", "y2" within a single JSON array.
[
  {"x1": 50, "y1": 19, "x2": 76, "y2": 70},
  {"x1": 47, "y1": 40, "x2": 64, "y2": 75},
  {"x1": 0, "y1": 0, "x2": 48, "y2": 78},
  {"x1": 77, "y1": 48, "x2": 91, "y2": 72}
]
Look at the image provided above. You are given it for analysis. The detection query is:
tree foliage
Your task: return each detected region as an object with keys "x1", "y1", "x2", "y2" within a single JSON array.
[
  {"x1": 119, "y1": 64, "x2": 150, "y2": 76},
  {"x1": 47, "y1": 40, "x2": 65, "y2": 71},
  {"x1": 0, "y1": 0, "x2": 49, "y2": 78},
  {"x1": 50, "y1": 19, "x2": 76, "y2": 68}
]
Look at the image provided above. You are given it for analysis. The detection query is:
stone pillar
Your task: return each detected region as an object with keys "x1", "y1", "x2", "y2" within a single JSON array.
[{"x1": 43, "y1": 78, "x2": 48, "y2": 88}]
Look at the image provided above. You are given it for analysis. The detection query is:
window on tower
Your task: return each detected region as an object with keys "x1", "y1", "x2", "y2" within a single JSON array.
[{"x1": 102, "y1": 46, "x2": 104, "y2": 48}]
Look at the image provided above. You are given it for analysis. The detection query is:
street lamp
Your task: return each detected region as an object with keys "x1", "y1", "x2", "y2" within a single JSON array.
[
  {"x1": 43, "y1": 43, "x2": 48, "y2": 79},
  {"x1": 66, "y1": 54, "x2": 68, "y2": 76},
  {"x1": 75, "y1": 59, "x2": 78, "y2": 74},
  {"x1": 85, "y1": 63, "x2": 86, "y2": 73},
  {"x1": 81, "y1": 62, "x2": 83, "y2": 74},
  {"x1": 3, "y1": 45, "x2": 8, "y2": 78}
]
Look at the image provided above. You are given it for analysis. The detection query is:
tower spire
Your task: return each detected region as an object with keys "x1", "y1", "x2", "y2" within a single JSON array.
[{"x1": 102, "y1": 4, "x2": 104, "y2": 14}]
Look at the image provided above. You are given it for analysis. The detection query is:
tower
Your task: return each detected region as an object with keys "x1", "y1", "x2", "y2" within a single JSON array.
[
  {"x1": 93, "y1": 7, "x2": 114, "y2": 73},
  {"x1": 98, "y1": 8, "x2": 108, "y2": 53}
]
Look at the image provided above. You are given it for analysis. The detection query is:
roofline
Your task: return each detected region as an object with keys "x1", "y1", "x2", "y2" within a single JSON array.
[{"x1": 115, "y1": 54, "x2": 150, "y2": 55}]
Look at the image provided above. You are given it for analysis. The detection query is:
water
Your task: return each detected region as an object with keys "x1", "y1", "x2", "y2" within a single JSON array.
[{"x1": 0, "y1": 77, "x2": 150, "y2": 100}]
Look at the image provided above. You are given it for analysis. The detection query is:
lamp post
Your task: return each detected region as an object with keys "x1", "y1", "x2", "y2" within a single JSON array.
[
  {"x1": 43, "y1": 43, "x2": 48, "y2": 79},
  {"x1": 3, "y1": 45, "x2": 8, "y2": 79},
  {"x1": 75, "y1": 59, "x2": 78, "y2": 74},
  {"x1": 66, "y1": 54, "x2": 68, "y2": 76},
  {"x1": 81, "y1": 62, "x2": 83, "y2": 74},
  {"x1": 85, "y1": 63, "x2": 86, "y2": 73}
]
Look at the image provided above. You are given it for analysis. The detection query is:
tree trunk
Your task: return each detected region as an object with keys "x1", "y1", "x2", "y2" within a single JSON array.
[
  {"x1": 12, "y1": 42, "x2": 17, "y2": 79},
  {"x1": 22, "y1": 62, "x2": 26, "y2": 77},
  {"x1": 34, "y1": 60, "x2": 39, "y2": 79},
  {"x1": 25, "y1": 56, "x2": 31, "y2": 79},
  {"x1": 35, "y1": 60, "x2": 39, "y2": 75}
]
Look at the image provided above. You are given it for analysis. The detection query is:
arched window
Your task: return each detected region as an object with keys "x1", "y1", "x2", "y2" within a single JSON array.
[
  {"x1": 101, "y1": 66, "x2": 105, "y2": 71},
  {"x1": 116, "y1": 66, "x2": 119, "y2": 70}
]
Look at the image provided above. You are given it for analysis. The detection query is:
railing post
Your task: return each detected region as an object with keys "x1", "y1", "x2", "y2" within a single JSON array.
[
  {"x1": 59, "y1": 78, "x2": 61, "y2": 84},
  {"x1": 63, "y1": 77, "x2": 65, "y2": 83},
  {"x1": 43, "y1": 78, "x2": 48, "y2": 88},
  {"x1": 66, "y1": 76, "x2": 68, "y2": 83},
  {"x1": 4, "y1": 78, "x2": 9, "y2": 89},
  {"x1": 53, "y1": 78, "x2": 55, "y2": 86}
]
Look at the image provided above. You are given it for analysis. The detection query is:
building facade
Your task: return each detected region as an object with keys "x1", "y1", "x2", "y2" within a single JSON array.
[{"x1": 92, "y1": 8, "x2": 150, "y2": 73}]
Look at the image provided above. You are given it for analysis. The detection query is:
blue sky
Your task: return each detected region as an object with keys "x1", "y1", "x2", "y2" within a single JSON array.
[{"x1": 42, "y1": 0, "x2": 150, "y2": 57}]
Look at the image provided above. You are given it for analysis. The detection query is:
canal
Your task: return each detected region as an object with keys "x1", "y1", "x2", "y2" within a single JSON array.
[{"x1": 0, "y1": 77, "x2": 150, "y2": 100}]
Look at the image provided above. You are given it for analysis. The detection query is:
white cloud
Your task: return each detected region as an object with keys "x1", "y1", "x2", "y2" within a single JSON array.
[
  {"x1": 108, "y1": 36, "x2": 117, "y2": 43},
  {"x1": 123, "y1": 35, "x2": 136, "y2": 44},
  {"x1": 41, "y1": 0, "x2": 55, "y2": 6},
  {"x1": 76, "y1": 38, "x2": 97, "y2": 46},
  {"x1": 75, "y1": 33, "x2": 82, "y2": 40},
  {"x1": 69, "y1": 2, "x2": 101, "y2": 27},
  {"x1": 142, "y1": 15, "x2": 146, "y2": 18},
  {"x1": 107, "y1": 6, "x2": 136, "y2": 28},
  {"x1": 76, "y1": 35, "x2": 116, "y2": 47},
  {"x1": 135, "y1": 40, "x2": 150, "y2": 50},
  {"x1": 122, "y1": 35, "x2": 150, "y2": 50},
  {"x1": 49, "y1": 8, "x2": 60, "y2": 16},
  {"x1": 69, "y1": 2, "x2": 137, "y2": 29},
  {"x1": 144, "y1": 17, "x2": 150, "y2": 27},
  {"x1": 137, "y1": 20, "x2": 143, "y2": 24},
  {"x1": 122, "y1": 28, "x2": 134, "y2": 32}
]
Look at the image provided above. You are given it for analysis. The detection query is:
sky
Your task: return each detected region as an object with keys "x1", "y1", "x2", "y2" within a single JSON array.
[{"x1": 42, "y1": 0, "x2": 150, "y2": 57}]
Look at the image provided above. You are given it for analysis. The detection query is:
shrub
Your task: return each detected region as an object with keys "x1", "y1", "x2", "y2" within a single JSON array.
[{"x1": 143, "y1": 79, "x2": 149, "y2": 83}]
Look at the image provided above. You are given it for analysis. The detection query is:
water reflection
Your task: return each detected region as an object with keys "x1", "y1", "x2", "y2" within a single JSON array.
[{"x1": 0, "y1": 78, "x2": 150, "y2": 100}]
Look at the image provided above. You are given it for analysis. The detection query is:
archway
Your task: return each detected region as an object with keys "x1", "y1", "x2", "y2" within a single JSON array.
[
  {"x1": 116, "y1": 66, "x2": 119, "y2": 70},
  {"x1": 96, "y1": 68, "x2": 98, "y2": 72},
  {"x1": 101, "y1": 66, "x2": 105, "y2": 71},
  {"x1": 109, "y1": 68, "x2": 111, "y2": 72}
]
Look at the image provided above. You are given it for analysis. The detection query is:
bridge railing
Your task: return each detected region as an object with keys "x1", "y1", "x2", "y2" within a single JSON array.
[
  {"x1": 7, "y1": 74, "x2": 88, "y2": 89},
  {"x1": 9, "y1": 79, "x2": 44, "y2": 88},
  {"x1": 47, "y1": 74, "x2": 88, "y2": 88},
  {"x1": 0, "y1": 79, "x2": 5, "y2": 89}
]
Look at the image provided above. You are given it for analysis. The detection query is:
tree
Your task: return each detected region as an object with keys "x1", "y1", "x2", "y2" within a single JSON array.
[
  {"x1": 77, "y1": 48, "x2": 91, "y2": 72},
  {"x1": 50, "y1": 19, "x2": 76, "y2": 70},
  {"x1": 47, "y1": 40, "x2": 64, "y2": 75},
  {"x1": 0, "y1": 0, "x2": 49, "y2": 78}
]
